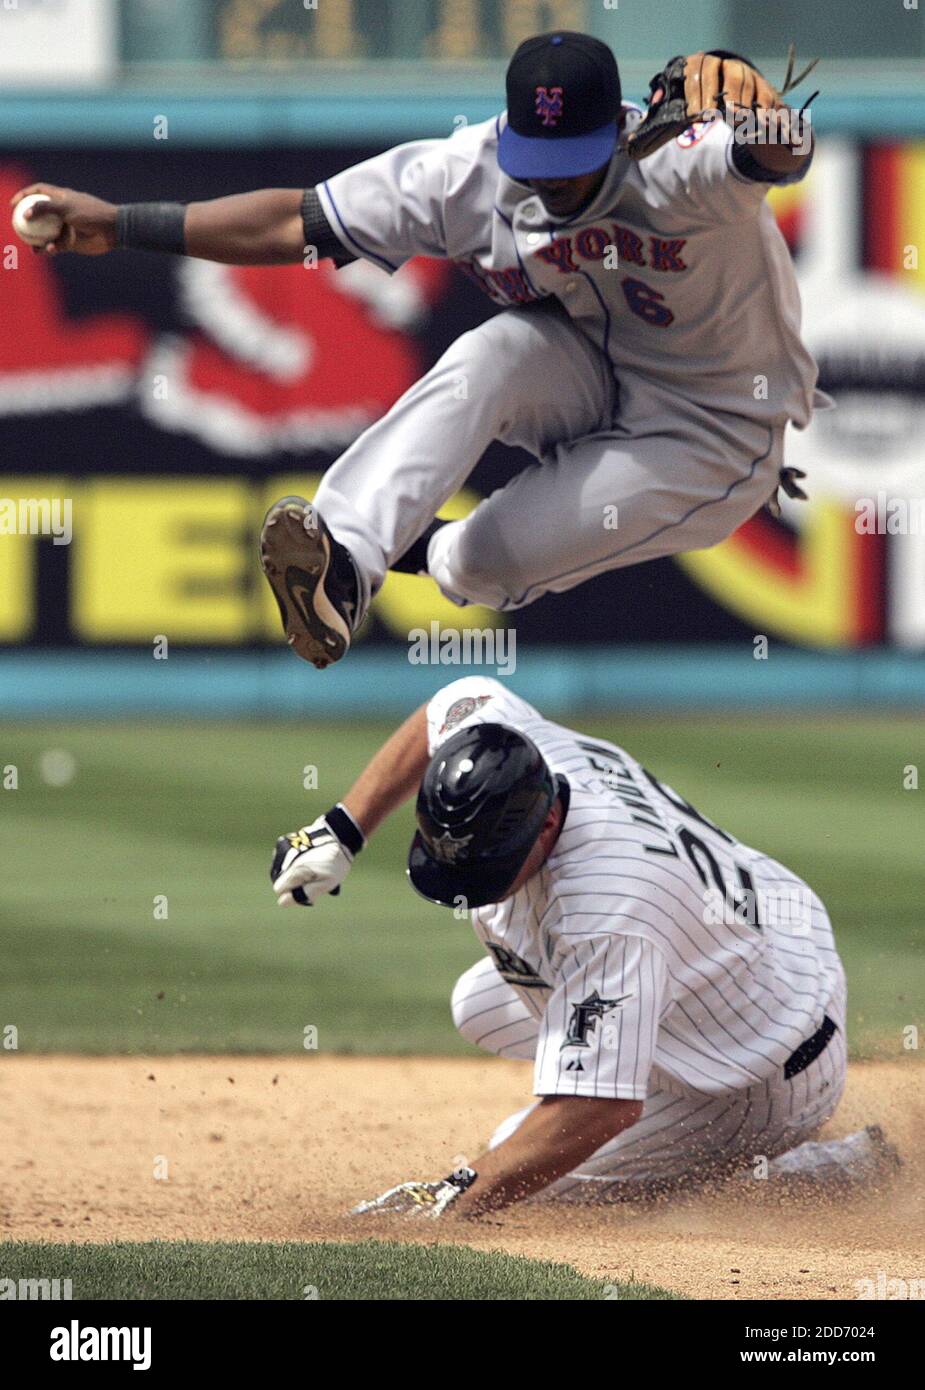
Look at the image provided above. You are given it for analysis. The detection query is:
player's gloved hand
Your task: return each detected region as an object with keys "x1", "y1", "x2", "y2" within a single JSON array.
[
  {"x1": 270, "y1": 804, "x2": 365, "y2": 908},
  {"x1": 623, "y1": 44, "x2": 818, "y2": 161},
  {"x1": 350, "y1": 1168, "x2": 478, "y2": 1219},
  {"x1": 765, "y1": 466, "x2": 809, "y2": 519}
]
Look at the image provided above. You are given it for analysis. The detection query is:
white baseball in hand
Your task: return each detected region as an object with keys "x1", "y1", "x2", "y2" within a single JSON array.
[{"x1": 13, "y1": 193, "x2": 64, "y2": 246}]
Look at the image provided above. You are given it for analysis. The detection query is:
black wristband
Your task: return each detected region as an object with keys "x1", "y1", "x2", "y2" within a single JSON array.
[
  {"x1": 115, "y1": 202, "x2": 187, "y2": 254},
  {"x1": 730, "y1": 139, "x2": 803, "y2": 185},
  {"x1": 301, "y1": 186, "x2": 356, "y2": 268},
  {"x1": 325, "y1": 803, "x2": 365, "y2": 855}
]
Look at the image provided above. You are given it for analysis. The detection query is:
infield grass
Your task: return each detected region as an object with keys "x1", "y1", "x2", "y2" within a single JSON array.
[
  {"x1": 0, "y1": 716, "x2": 920, "y2": 1057},
  {"x1": 0, "y1": 1239, "x2": 678, "y2": 1301}
]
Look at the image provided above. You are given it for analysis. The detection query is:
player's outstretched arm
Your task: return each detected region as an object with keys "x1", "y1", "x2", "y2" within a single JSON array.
[
  {"x1": 186, "y1": 189, "x2": 306, "y2": 263},
  {"x1": 352, "y1": 1094, "x2": 644, "y2": 1218},
  {"x1": 11, "y1": 183, "x2": 307, "y2": 264},
  {"x1": 448, "y1": 1095, "x2": 643, "y2": 1217},
  {"x1": 340, "y1": 703, "x2": 430, "y2": 839}
]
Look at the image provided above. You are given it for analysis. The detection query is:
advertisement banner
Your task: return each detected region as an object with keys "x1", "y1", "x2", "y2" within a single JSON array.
[{"x1": 1, "y1": 139, "x2": 923, "y2": 650}]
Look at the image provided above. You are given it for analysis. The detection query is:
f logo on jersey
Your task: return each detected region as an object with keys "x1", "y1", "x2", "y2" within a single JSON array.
[
  {"x1": 535, "y1": 86, "x2": 564, "y2": 127},
  {"x1": 561, "y1": 990, "x2": 632, "y2": 1050}
]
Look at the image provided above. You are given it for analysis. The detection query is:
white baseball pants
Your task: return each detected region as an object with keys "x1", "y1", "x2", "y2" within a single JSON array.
[
  {"x1": 451, "y1": 955, "x2": 847, "y2": 1200},
  {"x1": 312, "y1": 299, "x2": 786, "y2": 613}
]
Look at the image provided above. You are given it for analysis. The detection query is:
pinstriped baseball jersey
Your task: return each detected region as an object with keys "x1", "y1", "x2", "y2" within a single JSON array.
[
  {"x1": 426, "y1": 678, "x2": 844, "y2": 1101},
  {"x1": 318, "y1": 107, "x2": 824, "y2": 427}
]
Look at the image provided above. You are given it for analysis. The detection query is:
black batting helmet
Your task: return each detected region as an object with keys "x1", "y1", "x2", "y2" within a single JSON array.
[{"x1": 408, "y1": 723, "x2": 559, "y2": 909}]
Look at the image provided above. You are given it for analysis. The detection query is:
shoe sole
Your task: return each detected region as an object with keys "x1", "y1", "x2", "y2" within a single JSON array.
[{"x1": 259, "y1": 499, "x2": 350, "y2": 670}]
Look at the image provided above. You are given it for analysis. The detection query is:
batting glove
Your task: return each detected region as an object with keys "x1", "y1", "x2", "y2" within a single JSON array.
[
  {"x1": 270, "y1": 804, "x2": 365, "y2": 908},
  {"x1": 351, "y1": 1168, "x2": 478, "y2": 1219}
]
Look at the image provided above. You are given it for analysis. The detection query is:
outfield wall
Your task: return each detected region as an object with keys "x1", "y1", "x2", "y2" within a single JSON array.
[
  {"x1": 2, "y1": 648, "x2": 924, "y2": 718},
  {"x1": 3, "y1": 88, "x2": 925, "y2": 144}
]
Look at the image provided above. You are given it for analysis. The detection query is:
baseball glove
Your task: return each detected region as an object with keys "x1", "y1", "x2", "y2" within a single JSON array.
[{"x1": 622, "y1": 44, "x2": 819, "y2": 162}]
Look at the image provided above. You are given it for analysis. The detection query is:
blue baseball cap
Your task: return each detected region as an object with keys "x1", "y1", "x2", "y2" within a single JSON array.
[{"x1": 498, "y1": 31, "x2": 622, "y2": 180}]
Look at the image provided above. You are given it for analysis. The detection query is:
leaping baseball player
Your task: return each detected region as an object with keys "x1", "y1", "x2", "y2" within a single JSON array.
[
  {"x1": 269, "y1": 678, "x2": 898, "y2": 1217},
  {"x1": 13, "y1": 33, "x2": 826, "y2": 668}
]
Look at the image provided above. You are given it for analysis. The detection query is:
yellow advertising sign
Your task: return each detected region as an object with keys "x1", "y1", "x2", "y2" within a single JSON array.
[{"x1": 0, "y1": 476, "x2": 496, "y2": 645}]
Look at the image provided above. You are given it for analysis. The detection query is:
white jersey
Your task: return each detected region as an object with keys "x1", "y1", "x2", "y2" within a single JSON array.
[
  {"x1": 426, "y1": 678, "x2": 844, "y2": 1101},
  {"x1": 319, "y1": 108, "x2": 823, "y2": 427}
]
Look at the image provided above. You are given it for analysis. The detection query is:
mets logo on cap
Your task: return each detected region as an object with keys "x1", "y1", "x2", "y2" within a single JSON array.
[
  {"x1": 498, "y1": 31, "x2": 622, "y2": 181},
  {"x1": 535, "y1": 85, "x2": 564, "y2": 127}
]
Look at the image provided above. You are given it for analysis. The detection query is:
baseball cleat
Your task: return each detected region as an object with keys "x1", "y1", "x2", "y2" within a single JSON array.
[
  {"x1": 259, "y1": 496, "x2": 359, "y2": 670},
  {"x1": 761, "y1": 1123, "x2": 902, "y2": 1190}
]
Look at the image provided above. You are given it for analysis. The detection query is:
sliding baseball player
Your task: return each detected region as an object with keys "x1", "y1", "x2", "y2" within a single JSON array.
[{"x1": 269, "y1": 678, "x2": 897, "y2": 1216}]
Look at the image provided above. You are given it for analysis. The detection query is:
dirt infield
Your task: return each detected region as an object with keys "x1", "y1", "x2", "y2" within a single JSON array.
[{"x1": 1, "y1": 1056, "x2": 922, "y2": 1300}]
